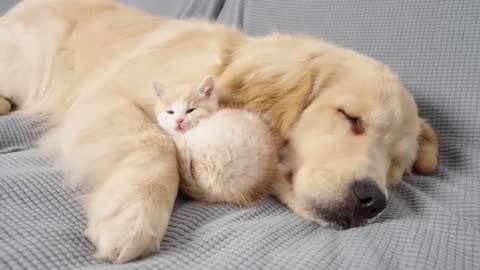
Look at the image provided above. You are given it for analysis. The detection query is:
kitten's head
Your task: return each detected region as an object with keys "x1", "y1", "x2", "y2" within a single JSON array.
[{"x1": 154, "y1": 76, "x2": 219, "y2": 135}]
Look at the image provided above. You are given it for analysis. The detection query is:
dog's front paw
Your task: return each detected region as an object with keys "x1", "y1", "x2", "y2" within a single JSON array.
[{"x1": 84, "y1": 187, "x2": 172, "y2": 264}]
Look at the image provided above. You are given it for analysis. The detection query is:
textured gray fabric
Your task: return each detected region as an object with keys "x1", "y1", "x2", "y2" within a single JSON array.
[
  {"x1": 119, "y1": 0, "x2": 225, "y2": 19},
  {"x1": 0, "y1": 0, "x2": 16, "y2": 14},
  {"x1": 0, "y1": 0, "x2": 225, "y2": 19},
  {"x1": 1, "y1": 0, "x2": 480, "y2": 270}
]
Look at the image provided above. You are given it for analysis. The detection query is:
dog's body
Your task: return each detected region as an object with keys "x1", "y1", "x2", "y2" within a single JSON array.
[{"x1": 0, "y1": 0, "x2": 438, "y2": 263}]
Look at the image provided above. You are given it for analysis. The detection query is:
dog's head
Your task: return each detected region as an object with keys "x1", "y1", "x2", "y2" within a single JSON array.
[
  {"x1": 285, "y1": 53, "x2": 432, "y2": 228},
  {"x1": 218, "y1": 34, "x2": 438, "y2": 229}
]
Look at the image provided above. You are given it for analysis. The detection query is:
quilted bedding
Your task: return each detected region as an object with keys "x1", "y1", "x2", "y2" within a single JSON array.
[{"x1": 1, "y1": 1, "x2": 479, "y2": 269}]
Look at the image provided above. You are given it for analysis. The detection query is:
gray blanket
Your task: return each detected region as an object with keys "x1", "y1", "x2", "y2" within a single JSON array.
[{"x1": 1, "y1": 1, "x2": 479, "y2": 269}]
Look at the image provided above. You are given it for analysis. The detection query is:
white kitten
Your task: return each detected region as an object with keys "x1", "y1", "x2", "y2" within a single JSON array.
[
  {"x1": 154, "y1": 76, "x2": 277, "y2": 206},
  {"x1": 154, "y1": 76, "x2": 219, "y2": 135}
]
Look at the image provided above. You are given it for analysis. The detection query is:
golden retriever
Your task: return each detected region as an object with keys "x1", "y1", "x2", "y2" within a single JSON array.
[{"x1": 0, "y1": 0, "x2": 438, "y2": 263}]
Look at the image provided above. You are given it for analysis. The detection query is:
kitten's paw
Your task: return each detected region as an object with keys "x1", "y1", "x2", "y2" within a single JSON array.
[
  {"x1": 84, "y1": 188, "x2": 171, "y2": 263},
  {"x1": 0, "y1": 97, "x2": 11, "y2": 115}
]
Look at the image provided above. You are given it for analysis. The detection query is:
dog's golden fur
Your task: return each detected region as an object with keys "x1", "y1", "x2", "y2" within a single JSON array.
[{"x1": 0, "y1": 0, "x2": 438, "y2": 263}]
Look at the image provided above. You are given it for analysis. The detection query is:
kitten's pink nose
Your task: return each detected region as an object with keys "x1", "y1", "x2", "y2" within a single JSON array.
[{"x1": 176, "y1": 118, "x2": 184, "y2": 125}]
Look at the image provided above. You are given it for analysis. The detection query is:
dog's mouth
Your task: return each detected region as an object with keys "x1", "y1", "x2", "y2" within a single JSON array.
[
  {"x1": 312, "y1": 204, "x2": 382, "y2": 230},
  {"x1": 315, "y1": 207, "x2": 362, "y2": 229}
]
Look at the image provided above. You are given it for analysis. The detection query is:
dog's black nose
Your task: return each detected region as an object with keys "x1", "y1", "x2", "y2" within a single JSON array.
[{"x1": 353, "y1": 180, "x2": 387, "y2": 219}]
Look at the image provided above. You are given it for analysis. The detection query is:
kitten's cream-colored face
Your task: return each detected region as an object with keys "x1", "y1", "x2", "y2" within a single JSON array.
[{"x1": 155, "y1": 77, "x2": 220, "y2": 135}]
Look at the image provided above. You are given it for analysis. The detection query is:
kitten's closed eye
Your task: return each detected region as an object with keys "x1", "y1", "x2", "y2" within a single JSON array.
[
  {"x1": 186, "y1": 108, "x2": 196, "y2": 114},
  {"x1": 166, "y1": 110, "x2": 174, "y2": 114}
]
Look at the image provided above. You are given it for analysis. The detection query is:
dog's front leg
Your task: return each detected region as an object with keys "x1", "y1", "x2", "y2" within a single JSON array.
[{"x1": 43, "y1": 95, "x2": 179, "y2": 263}]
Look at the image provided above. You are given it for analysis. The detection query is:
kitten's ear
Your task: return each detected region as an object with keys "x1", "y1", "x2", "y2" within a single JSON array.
[
  {"x1": 153, "y1": 81, "x2": 166, "y2": 97},
  {"x1": 198, "y1": 76, "x2": 214, "y2": 97}
]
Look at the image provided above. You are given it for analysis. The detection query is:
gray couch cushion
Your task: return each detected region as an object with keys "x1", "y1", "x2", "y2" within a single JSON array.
[
  {"x1": 0, "y1": 0, "x2": 16, "y2": 14},
  {"x1": 0, "y1": 1, "x2": 225, "y2": 20},
  {"x1": 119, "y1": 0, "x2": 225, "y2": 19}
]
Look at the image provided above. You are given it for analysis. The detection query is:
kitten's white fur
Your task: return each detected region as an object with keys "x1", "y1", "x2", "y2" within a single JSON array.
[{"x1": 155, "y1": 77, "x2": 277, "y2": 205}]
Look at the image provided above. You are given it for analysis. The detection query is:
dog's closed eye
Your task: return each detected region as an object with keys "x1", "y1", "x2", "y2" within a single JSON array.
[{"x1": 337, "y1": 108, "x2": 365, "y2": 135}]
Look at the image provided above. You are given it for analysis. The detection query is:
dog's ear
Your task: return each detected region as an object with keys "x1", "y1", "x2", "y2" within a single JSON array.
[
  {"x1": 413, "y1": 118, "x2": 439, "y2": 175},
  {"x1": 0, "y1": 97, "x2": 11, "y2": 115}
]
